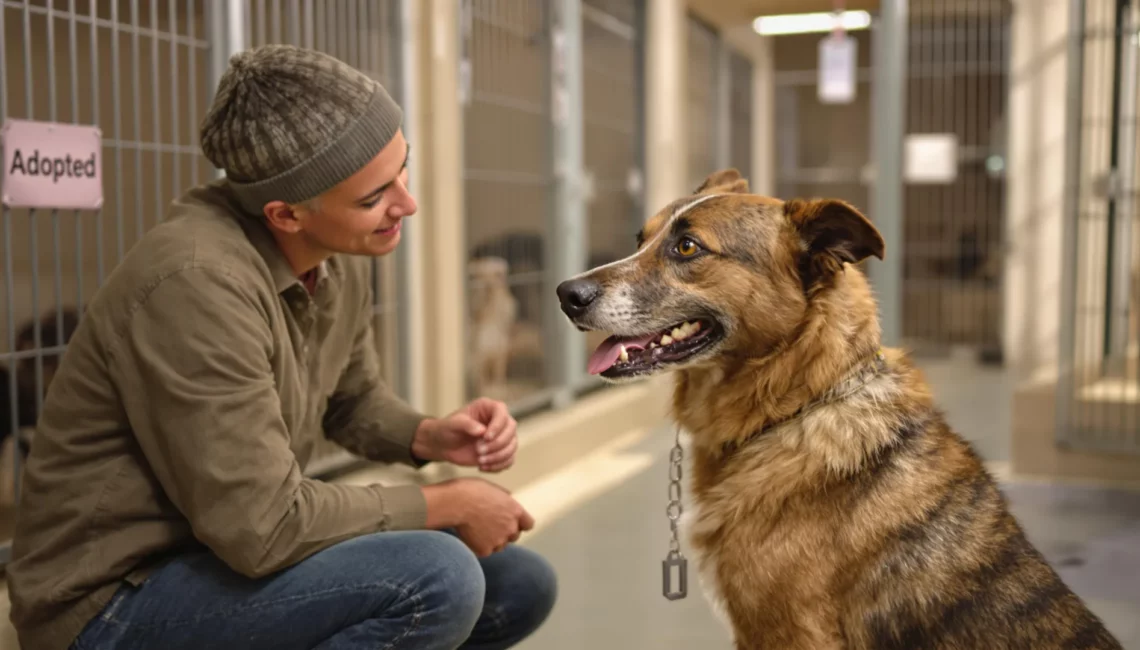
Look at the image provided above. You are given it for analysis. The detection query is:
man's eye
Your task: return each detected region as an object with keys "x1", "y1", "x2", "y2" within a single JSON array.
[{"x1": 674, "y1": 237, "x2": 701, "y2": 257}]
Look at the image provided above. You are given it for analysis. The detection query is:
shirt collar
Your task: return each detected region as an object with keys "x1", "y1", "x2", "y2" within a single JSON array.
[{"x1": 221, "y1": 184, "x2": 335, "y2": 297}]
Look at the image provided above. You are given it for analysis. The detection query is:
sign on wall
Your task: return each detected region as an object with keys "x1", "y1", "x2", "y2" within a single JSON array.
[
  {"x1": 904, "y1": 133, "x2": 960, "y2": 184},
  {"x1": 1, "y1": 118, "x2": 103, "y2": 210}
]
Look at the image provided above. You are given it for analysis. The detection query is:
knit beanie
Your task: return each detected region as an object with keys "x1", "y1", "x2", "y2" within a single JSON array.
[{"x1": 199, "y1": 44, "x2": 403, "y2": 215}]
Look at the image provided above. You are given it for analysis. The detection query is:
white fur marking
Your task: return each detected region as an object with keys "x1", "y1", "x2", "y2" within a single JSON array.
[{"x1": 565, "y1": 193, "x2": 726, "y2": 281}]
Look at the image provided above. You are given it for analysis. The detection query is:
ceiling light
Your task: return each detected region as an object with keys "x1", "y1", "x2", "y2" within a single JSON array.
[{"x1": 752, "y1": 10, "x2": 873, "y2": 36}]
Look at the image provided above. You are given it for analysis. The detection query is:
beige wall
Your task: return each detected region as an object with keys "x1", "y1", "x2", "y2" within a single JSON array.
[
  {"x1": 1003, "y1": 0, "x2": 1072, "y2": 384},
  {"x1": 646, "y1": 0, "x2": 690, "y2": 208}
]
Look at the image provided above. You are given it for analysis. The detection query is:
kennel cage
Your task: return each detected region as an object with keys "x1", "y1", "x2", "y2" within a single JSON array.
[
  {"x1": 1056, "y1": 0, "x2": 1140, "y2": 455},
  {"x1": 459, "y1": 0, "x2": 649, "y2": 414}
]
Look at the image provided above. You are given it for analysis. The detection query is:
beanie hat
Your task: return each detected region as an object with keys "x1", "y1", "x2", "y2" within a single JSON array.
[{"x1": 199, "y1": 44, "x2": 403, "y2": 215}]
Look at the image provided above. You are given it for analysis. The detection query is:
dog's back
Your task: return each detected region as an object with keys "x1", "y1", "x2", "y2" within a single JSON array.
[{"x1": 839, "y1": 361, "x2": 1119, "y2": 649}]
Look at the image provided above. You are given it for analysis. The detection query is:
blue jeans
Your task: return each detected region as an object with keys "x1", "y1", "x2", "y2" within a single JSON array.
[{"x1": 70, "y1": 529, "x2": 557, "y2": 650}]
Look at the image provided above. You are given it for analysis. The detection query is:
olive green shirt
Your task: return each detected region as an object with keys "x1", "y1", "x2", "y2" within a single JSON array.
[{"x1": 6, "y1": 179, "x2": 429, "y2": 650}]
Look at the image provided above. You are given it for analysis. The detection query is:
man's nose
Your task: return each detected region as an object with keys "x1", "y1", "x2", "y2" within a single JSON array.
[{"x1": 556, "y1": 278, "x2": 600, "y2": 318}]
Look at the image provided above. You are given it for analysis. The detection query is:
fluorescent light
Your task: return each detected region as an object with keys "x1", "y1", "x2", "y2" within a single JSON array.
[{"x1": 752, "y1": 10, "x2": 873, "y2": 36}]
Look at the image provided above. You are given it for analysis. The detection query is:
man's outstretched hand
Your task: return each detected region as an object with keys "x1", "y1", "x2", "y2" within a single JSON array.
[{"x1": 411, "y1": 397, "x2": 518, "y2": 473}]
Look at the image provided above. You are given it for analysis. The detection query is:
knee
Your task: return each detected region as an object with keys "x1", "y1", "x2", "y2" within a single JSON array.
[
  {"x1": 416, "y1": 532, "x2": 487, "y2": 641},
  {"x1": 498, "y1": 547, "x2": 559, "y2": 636},
  {"x1": 519, "y1": 550, "x2": 558, "y2": 630}
]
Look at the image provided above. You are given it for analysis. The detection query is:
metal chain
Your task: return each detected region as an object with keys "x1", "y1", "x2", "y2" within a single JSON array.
[
  {"x1": 666, "y1": 428, "x2": 683, "y2": 552},
  {"x1": 662, "y1": 426, "x2": 687, "y2": 601}
]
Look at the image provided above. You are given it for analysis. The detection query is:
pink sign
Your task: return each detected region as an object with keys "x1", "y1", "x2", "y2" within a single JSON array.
[{"x1": 1, "y1": 118, "x2": 103, "y2": 210}]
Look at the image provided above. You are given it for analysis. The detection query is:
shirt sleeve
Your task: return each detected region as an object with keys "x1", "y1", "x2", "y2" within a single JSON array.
[
  {"x1": 321, "y1": 253, "x2": 430, "y2": 465},
  {"x1": 321, "y1": 258, "x2": 431, "y2": 469},
  {"x1": 107, "y1": 264, "x2": 427, "y2": 579}
]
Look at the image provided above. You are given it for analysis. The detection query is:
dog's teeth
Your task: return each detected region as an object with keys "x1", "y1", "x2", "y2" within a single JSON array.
[
  {"x1": 619, "y1": 345, "x2": 629, "y2": 363},
  {"x1": 649, "y1": 342, "x2": 657, "y2": 349},
  {"x1": 690, "y1": 321, "x2": 701, "y2": 333},
  {"x1": 660, "y1": 335, "x2": 674, "y2": 345},
  {"x1": 671, "y1": 327, "x2": 684, "y2": 340}
]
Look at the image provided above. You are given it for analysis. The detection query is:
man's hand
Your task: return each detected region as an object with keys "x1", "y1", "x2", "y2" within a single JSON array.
[
  {"x1": 412, "y1": 397, "x2": 518, "y2": 473},
  {"x1": 422, "y1": 478, "x2": 535, "y2": 556}
]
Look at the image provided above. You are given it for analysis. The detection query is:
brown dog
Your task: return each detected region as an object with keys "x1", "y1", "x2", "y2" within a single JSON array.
[{"x1": 556, "y1": 169, "x2": 1122, "y2": 650}]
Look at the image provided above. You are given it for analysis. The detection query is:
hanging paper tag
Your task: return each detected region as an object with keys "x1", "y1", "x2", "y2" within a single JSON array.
[{"x1": 818, "y1": 34, "x2": 857, "y2": 105}]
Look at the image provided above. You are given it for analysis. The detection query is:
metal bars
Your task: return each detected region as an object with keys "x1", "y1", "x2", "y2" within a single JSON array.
[
  {"x1": 1057, "y1": 0, "x2": 1140, "y2": 454},
  {"x1": 1, "y1": 0, "x2": 213, "y2": 557},
  {"x1": 459, "y1": 0, "x2": 647, "y2": 413},
  {"x1": 580, "y1": 0, "x2": 646, "y2": 390},
  {"x1": 461, "y1": 0, "x2": 556, "y2": 413},
  {"x1": 897, "y1": 0, "x2": 1010, "y2": 356}
]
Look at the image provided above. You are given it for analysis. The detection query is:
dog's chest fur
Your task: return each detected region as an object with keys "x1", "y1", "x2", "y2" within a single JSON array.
[
  {"x1": 675, "y1": 375, "x2": 909, "y2": 647},
  {"x1": 681, "y1": 421, "x2": 848, "y2": 643}
]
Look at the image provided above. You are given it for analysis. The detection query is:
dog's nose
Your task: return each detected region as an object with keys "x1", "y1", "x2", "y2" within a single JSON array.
[{"x1": 556, "y1": 278, "x2": 600, "y2": 318}]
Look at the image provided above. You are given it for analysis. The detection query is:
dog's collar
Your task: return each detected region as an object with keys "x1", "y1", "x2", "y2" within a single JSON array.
[{"x1": 719, "y1": 349, "x2": 889, "y2": 459}]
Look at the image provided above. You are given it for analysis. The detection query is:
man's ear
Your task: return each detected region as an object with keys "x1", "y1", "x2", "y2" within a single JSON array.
[
  {"x1": 263, "y1": 200, "x2": 304, "y2": 234},
  {"x1": 694, "y1": 168, "x2": 750, "y2": 195},
  {"x1": 786, "y1": 198, "x2": 885, "y2": 275}
]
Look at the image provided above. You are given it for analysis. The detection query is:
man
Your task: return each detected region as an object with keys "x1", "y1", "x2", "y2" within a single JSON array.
[{"x1": 6, "y1": 44, "x2": 557, "y2": 650}]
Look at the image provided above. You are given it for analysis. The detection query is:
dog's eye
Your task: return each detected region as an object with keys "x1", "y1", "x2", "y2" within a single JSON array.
[{"x1": 674, "y1": 237, "x2": 701, "y2": 258}]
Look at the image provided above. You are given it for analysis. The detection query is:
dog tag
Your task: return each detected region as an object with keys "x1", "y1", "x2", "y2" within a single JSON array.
[{"x1": 662, "y1": 550, "x2": 688, "y2": 601}]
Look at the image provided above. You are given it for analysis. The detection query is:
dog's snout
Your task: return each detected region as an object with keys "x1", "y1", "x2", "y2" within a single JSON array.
[{"x1": 557, "y1": 278, "x2": 600, "y2": 318}]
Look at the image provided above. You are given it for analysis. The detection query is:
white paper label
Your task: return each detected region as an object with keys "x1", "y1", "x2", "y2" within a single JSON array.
[
  {"x1": 904, "y1": 133, "x2": 960, "y2": 184},
  {"x1": 818, "y1": 34, "x2": 857, "y2": 105}
]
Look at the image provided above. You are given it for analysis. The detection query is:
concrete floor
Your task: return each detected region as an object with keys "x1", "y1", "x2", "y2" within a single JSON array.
[{"x1": 515, "y1": 356, "x2": 1140, "y2": 649}]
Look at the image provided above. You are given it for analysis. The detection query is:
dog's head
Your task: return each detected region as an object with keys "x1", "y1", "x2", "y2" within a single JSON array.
[{"x1": 556, "y1": 169, "x2": 885, "y2": 382}]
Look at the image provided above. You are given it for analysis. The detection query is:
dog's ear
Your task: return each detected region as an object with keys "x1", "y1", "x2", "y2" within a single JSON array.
[
  {"x1": 786, "y1": 198, "x2": 885, "y2": 278},
  {"x1": 694, "y1": 168, "x2": 750, "y2": 195}
]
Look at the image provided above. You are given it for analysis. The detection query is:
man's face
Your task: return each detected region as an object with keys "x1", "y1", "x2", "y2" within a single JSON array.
[{"x1": 288, "y1": 129, "x2": 416, "y2": 258}]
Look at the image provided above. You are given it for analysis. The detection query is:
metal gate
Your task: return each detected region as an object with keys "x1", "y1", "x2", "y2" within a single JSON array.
[
  {"x1": 1057, "y1": 0, "x2": 1140, "y2": 454},
  {"x1": 581, "y1": 0, "x2": 646, "y2": 378},
  {"x1": 460, "y1": 0, "x2": 647, "y2": 413},
  {"x1": 901, "y1": 0, "x2": 1011, "y2": 359},
  {"x1": 0, "y1": 0, "x2": 216, "y2": 549},
  {"x1": 461, "y1": 0, "x2": 555, "y2": 412},
  {"x1": 772, "y1": 2, "x2": 1012, "y2": 359}
]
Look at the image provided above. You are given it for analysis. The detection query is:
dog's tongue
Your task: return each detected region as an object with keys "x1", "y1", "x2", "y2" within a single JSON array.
[{"x1": 587, "y1": 333, "x2": 657, "y2": 375}]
